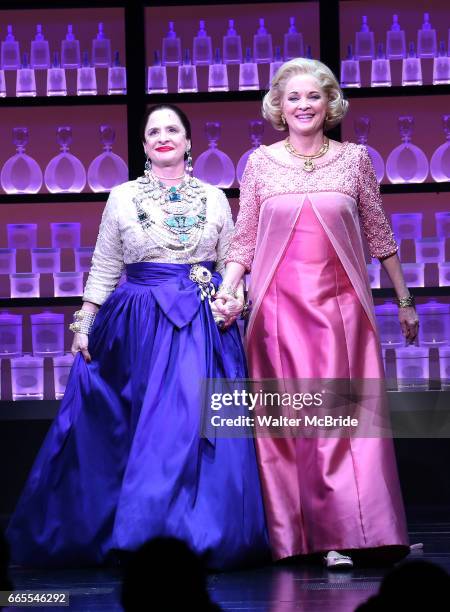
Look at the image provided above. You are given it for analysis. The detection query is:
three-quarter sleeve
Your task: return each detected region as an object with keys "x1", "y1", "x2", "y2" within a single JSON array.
[
  {"x1": 357, "y1": 146, "x2": 398, "y2": 259},
  {"x1": 83, "y1": 190, "x2": 125, "y2": 306},
  {"x1": 215, "y1": 189, "x2": 235, "y2": 275},
  {"x1": 225, "y1": 153, "x2": 261, "y2": 271}
]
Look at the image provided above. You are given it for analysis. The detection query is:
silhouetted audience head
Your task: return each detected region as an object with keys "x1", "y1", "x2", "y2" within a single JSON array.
[
  {"x1": 121, "y1": 537, "x2": 221, "y2": 612},
  {"x1": 355, "y1": 560, "x2": 450, "y2": 611}
]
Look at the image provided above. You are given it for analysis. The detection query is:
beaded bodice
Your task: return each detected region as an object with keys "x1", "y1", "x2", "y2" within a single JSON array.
[
  {"x1": 226, "y1": 142, "x2": 398, "y2": 271},
  {"x1": 83, "y1": 178, "x2": 233, "y2": 306}
]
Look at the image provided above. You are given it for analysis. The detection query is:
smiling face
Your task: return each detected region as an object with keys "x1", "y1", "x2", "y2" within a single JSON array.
[
  {"x1": 143, "y1": 108, "x2": 190, "y2": 171},
  {"x1": 281, "y1": 73, "x2": 328, "y2": 137}
]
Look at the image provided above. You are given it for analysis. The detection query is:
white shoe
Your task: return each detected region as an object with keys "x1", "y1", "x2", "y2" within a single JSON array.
[{"x1": 324, "y1": 550, "x2": 353, "y2": 569}]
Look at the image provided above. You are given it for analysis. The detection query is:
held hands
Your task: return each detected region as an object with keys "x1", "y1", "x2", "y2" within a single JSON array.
[
  {"x1": 399, "y1": 306, "x2": 419, "y2": 344},
  {"x1": 213, "y1": 283, "x2": 245, "y2": 330},
  {"x1": 71, "y1": 332, "x2": 91, "y2": 363}
]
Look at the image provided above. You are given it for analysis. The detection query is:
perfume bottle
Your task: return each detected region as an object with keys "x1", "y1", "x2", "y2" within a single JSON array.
[
  {"x1": 402, "y1": 43, "x2": 422, "y2": 86},
  {"x1": 108, "y1": 51, "x2": 127, "y2": 94},
  {"x1": 147, "y1": 50, "x2": 168, "y2": 94},
  {"x1": 253, "y1": 18, "x2": 273, "y2": 64},
  {"x1": 47, "y1": 51, "x2": 67, "y2": 96},
  {"x1": 355, "y1": 16, "x2": 375, "y2": 60},
  {"x1": 354, "y1": 116, "x2": 385, "y2": 183},
  {"x1": 239, "y1": 48, "x2": 259, "y2": 91},
  {"x1": 236, "y1": 120, "x2": 264, "y2": 184},
  {"x1": 223, "y1": 19, "x2": 242, "y2": 65},
  {"x1": 386, "y1": 116, "x2": 429, "y2": 184},
  {"x1": 87, "y1": 125, "x2": 128, "y2": 192},
  {"x1": 44, "y1": 126, "x2": 87, "y2": 193},
  {"x1": 193, "y1": 20, "x2": 212, "y2": 66},
  {"x1": 16, "y1": 53, "x2": 36, "y2": 97},
  {"x1": 433, "y1": 42, "x2": 450, "y2": 85},
  {"x1": 269, "y1": 46, "x2": 284, "y2": 83},
  {"x1": 371, "y1": 43, "x2": 391, "y2": 87},
  {"x1": 340, "y1": 44, "x2": 361, "y2": 88},
  {"x1": 417, "y1": 12, "x2": 437, "y2": 58},
  {"x1": 1, "y1": 25, "x2": 20, "y2": 70},
  {"x1": 177, "y1": 49, "x2": 198, "y2": 93},
  {"x1": 208, "y1": 49, "x2": 228, "y2": 92},
  {"x1": 162, "y1": 21, "x2": 181, "y2": 66},
  {"x1": 0, "y1": 127, "x2": 43, "y2": 194},
  {"x1": 284, "y1": 17, "x2": 304, "y2": 61},
  {"x1": 92, "y1": 22, "x2": 111, "y2": 67},
  {"x1": 430, "y1": 115, "x2": 450, "y2": 182},
  {"x1": 386, "y1": 14, "x2": 406, "y2": 59},
  {"x1": 194, "y1": 122, "x2": 235, "y2": 188},
  {"x1": 0, "y1": 70, "x2": 5, "y2": 97},
  {"x1": 77, "y1": 51, "x2": 97, "y2": 95},
  {"x1": 30, "y1": 24, "x2": 50, "y2": 69},
  {"x1": 61, "y1": 24, "x2": 80, "y2": 69}
]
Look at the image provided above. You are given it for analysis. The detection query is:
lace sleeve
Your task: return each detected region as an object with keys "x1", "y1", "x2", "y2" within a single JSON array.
[
  {"x1": 357, "y1": 146, "x2": 398, "y2": 259},
  {"x1": 225, "y1": 153, "x2": 261, "y2": 271},
  {"x1": 82, "y1": 189, "x2": 125, "y2": 306},
  {"x1": 214, "y1": 189, "x2": 235, "y2": 276}
]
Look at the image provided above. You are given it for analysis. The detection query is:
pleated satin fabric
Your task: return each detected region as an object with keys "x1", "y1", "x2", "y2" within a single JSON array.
[{"x1": 7, "y1": 262, "x2": 269, "y2": 570}]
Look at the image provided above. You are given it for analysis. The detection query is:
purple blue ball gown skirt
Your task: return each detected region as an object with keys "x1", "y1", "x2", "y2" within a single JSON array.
[{"x1": 6, "y1": 262, "x2": 269, "y2": 570}]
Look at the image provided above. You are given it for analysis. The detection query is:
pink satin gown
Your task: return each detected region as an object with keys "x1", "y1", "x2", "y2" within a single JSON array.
[{"x1": 226, "y1": 143, "x2": 409, "y2": 560}]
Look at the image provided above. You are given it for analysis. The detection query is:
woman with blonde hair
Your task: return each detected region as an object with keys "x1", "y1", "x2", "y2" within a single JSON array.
[{"x1": 216, "y1": 59, "x2": 418, "y2": 568}]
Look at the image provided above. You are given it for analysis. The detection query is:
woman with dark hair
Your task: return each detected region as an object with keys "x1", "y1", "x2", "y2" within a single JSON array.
[{"x1": 7, "y1": 104, "x2": 269, "y2": 570}]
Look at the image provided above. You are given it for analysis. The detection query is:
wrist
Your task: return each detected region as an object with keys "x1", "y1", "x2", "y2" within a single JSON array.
[
  {"x1": 69, "y1": 309, "x2": 96, "y2": 335},
  {"x1": 396, "y1": 293, "x2": 415, "y2": 308}
]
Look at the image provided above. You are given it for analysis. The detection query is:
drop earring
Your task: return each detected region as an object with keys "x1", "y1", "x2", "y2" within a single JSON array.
[
  {"x1": 281, "y1": 114, "x2": 286, "y2": 126},
  {"x1": 144, "y1": 154, "x2": 152, "y2": 177},
  {"x1": 186, "y1": 147, "x2": 193, "y2": 176}
]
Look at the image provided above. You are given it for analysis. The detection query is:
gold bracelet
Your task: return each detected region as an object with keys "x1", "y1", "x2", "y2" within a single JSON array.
[
  {"x1": 396, "y1": 294, "x2": 415, "y2": 308},
  {"x1": 217, "y1": 283, "x2": 237, "y2": 298}
]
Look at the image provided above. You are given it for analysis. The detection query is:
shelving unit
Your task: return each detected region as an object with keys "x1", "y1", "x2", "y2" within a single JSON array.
[{"x1": 0, "y1": 0, "x2": 448, "y2": 405}]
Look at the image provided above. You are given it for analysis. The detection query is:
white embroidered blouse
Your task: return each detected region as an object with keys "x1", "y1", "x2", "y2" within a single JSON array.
[{"x1": 83, "y1": 179, "x2": 234, "y2": 306}]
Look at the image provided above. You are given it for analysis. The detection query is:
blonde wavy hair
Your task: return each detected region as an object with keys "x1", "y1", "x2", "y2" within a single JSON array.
[{"x1": 262, "y1": 58, "x2": 348, "y2": 132}]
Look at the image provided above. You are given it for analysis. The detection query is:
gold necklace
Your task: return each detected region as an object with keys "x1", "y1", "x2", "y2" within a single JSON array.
[{"x1": 284, "y1": 137, "x2": 329, "y2": 172}]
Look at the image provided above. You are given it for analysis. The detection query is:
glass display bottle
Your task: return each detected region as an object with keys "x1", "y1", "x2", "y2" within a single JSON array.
[
  {"x1": 193, "y1": 122, "x2": 235, "y2": 188},
  {"x1": 353, "y1": 116, "x2": 385, "y2": 183},
  {"x1": 61, "y1": 24, "x2": 80, "y2": 69},
  {"x1": 239, "y1": 47, "x2": 259, "y2": 91},
  {"x1": 430, "y1": 115, "x2": 450, "y2": 182},
  {"x1": 193, "y1": 20, "x2": 212, "y2": 66},
  {"x1": 47, "y1": 51, "x2": 67, "y2": 96},
  {"x1": 371, "y1": 43, "x2": 391, "y2": 87},
  {"x1": 77, "y1": 51, "x2": 97, "y2": 95},
  {"x1": 44, "y1": 126, "x2": 87, "y2": 193},
  {"x1": 147, "y1": 50, "x2": 168, "y2": 94},
  {"x1": 386, "y1": 14, "x2": 406, "y2": 59},
  {"x1": 386, "y1": 116, "x2": 429, "y2": 184},
  {"x1": 417, "y1": 12, "x2": 437, "y2": 58},
  {"x1": 87, "y1": 125, "x2": 128, "y2": 192},
  {"x1": 433, "y1": 42, "x2": 450, "y2": 85},
  {"x1": 253, "y1": 18, "x2": 273, "y2": 64},
  {"x1": 223, "y1": 19, "x2": 242, "y2": 65},
  {"x1": 162, "y1": 21, "x2": 181, "y2": 66},
  {"x1": 30, "y1": 24, "x2": 50, "y2": 69},
  {"x1": 355, "y1": 16, "x2": 375, "y2": 60},
  {"x1": 1, "y1": 25, "x2": 20, "y2": 70},
  {"x1": 340, "y1": 44, "x2": 361, "y2": 88},
  {"x1": 108, "y1": 51, "x2": 127, "y2": 94},
  {"x1": 208, "y1": 49, "x2": 228, "y2": 92},
  {"x1": 236, "y1": 120, "x2": 264, "y2": 184},
  {"x1": 284, "y1": 17, "x2": 304, "y2": 61},
  {"x1": 16, "y1": 53, "x2": 36, "y2": 97},
  {"x1": 0, "y1": 70, "x2": 5, "y2": 97},
  {"x1": 92, "y1": 22, "x2": 111, "y2": 67},
  {"x1": 0, "y1": 127, "x2": 43, "y2": 194},
  {"x1": 178, "y1": 49, "x2": 198, "y2": 93},
  {"x1": 402, "y1": 42, "x2": 422, "y2": 86},
  {"x1": 269, "y1": 46, "x2": 284, "y2": 83}
]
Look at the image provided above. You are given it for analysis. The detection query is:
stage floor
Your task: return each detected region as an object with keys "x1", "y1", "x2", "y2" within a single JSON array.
[{"x1": 6, "y1": 528, "x2": 450, "y2": 611}]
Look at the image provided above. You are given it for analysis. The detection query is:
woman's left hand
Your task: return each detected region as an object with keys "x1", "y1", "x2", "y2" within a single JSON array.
[{"x1": 399, "y1": 306, "x2": 419, "y2": 344}]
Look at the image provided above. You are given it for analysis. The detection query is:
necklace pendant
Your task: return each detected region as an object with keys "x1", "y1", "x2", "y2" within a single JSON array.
[{"x1": 304, "y1": 159, "x2": 314, "y2": 172}]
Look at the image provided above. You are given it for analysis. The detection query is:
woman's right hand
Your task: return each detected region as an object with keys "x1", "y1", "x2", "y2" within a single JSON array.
[{"x1": 71, "y1": 332, "x2": 91, "y2": 363}]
